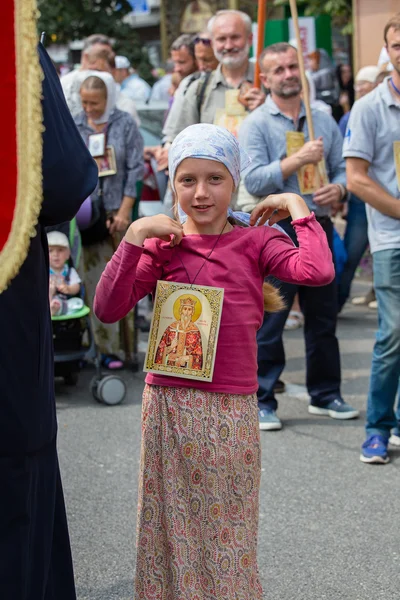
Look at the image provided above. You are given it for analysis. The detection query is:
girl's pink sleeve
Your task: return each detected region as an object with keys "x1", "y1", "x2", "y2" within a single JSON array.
[
  {"x1": 260, "y1": 213, "x2": 335, "y2": 286},
  {"x1": 94, "y1": 239, "x2": 163, "y2": 323}
]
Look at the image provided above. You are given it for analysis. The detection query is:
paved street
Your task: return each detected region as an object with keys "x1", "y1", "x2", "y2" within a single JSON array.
[{"x1": 56, "y1": 281, "x2": 400, "y2": 600}]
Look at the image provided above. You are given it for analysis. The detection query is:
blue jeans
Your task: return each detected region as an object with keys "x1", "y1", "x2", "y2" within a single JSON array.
[
  {"x1": 337, "y1": 195, "x2": 369, "y2": 311},
  {"x1": 366, "y1": 249, "x2": 400, "y2": 437},
  {"x1": 257, "y1": 217, "x2": 341, "y2": 411}
]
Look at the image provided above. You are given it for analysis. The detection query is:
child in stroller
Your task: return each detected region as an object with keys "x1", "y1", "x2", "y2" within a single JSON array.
[
  {"x1": 48, "y1": 224, "x2": 90, "y2": 385},
  {"x1": 48, "y1": 230, "x2": 83, "y2": 316},
  {"x1": 48, "y1": 220, "x2": 127, "y2": 404}
]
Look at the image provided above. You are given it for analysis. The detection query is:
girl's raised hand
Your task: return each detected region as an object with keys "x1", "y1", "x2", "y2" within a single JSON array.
[
  {"x1": 125, "y1": 215, "x2": 184, "y2": 247},
  {"x1": 250, "y1": 193, "x2": 310, "y2": 227}
]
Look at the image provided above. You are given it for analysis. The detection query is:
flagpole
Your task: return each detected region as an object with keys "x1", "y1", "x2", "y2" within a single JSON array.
[
  {"x1": 253, "y1": 0, "x2": 267, "y2": 88},
  {"x1": 288, "y1": 0, "x2": 315, "y2": 140}
]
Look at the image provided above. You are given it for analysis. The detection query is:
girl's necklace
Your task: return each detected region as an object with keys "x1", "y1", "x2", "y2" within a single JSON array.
[{"x1": 176, "y1": 221, "x2": 229, "y2": 288}]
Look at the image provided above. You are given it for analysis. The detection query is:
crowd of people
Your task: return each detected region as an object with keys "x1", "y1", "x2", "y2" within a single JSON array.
[
  {"x1": 3, "y1": 7, "x2": 398, "y2": 600},
  {"x1": 89, "y1": 9, "x2": 400, "y2": 592},
  {"x1": 54, "y1": 10, "x2": 399, "y2": 454}
]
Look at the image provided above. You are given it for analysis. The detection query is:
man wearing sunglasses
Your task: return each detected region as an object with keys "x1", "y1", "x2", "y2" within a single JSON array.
[{"x1": 193, "y1": 34, "x2": 219, "y2": 73}]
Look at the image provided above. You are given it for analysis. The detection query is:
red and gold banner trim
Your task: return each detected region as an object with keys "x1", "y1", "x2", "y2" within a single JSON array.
[{"x1": 0, "y1": 0, "x2": 43, "y2": 293}]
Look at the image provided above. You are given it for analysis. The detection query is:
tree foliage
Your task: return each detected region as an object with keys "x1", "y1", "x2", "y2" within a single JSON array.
[
  {"x1": 273, "y1": 0, "x2": 353, "y2": 34},
  {"x1": 37, "y1": 0, "x2": 155, "y2": 83}
]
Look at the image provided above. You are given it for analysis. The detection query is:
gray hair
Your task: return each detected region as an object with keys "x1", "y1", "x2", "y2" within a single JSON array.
[
  {"x1": 83, "y1": 34, "x2": 112, "y2": 51},
  {"x1": 207, "y1": 10, "x2": 252, "y2": 37},
  {"x1": 171, "y1": 34, "x2": 196, "y2": 58}
]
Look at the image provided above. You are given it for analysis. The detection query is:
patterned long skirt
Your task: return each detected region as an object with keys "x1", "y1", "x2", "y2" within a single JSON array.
[
  {"x1": 83, "y1": 235, "x2": 134, "y2": 359},
  {"x1": 135, "y1": 385, "x2": 263, "y2": 600}
]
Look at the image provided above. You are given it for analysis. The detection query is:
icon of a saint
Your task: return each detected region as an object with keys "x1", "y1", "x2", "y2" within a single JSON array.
[{"x1": 155, "y1": 295, "x2": 203, "y2": 369}]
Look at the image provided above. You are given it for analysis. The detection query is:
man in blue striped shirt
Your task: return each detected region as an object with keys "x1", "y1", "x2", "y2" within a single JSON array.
[{"x1": 239, "y1": 42, "x2": 359, "y2": 431}]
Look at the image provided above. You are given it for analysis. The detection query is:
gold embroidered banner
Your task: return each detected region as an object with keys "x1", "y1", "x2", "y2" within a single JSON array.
[{"x1": 0, "y1": 0, "x2": 43, "y2": 293}]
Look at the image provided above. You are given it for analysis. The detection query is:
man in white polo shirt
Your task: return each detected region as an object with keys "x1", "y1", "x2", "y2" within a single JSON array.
[{"x1": 343, "y1": 12, "x2": 400, "y2": 464}]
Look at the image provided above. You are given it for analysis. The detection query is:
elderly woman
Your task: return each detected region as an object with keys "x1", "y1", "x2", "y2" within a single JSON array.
[{"x1": 74, "y1": 71, "x2": 144, "y2": 369}]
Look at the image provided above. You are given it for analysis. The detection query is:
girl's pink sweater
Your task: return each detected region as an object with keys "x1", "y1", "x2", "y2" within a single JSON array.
[{"x1": 94, "y1": 214, "x2": 334, "y2": 394}]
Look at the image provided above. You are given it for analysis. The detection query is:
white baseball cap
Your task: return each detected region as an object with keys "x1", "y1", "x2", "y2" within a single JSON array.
[
  {"x1": 47, "y1": 231, "x2": 70, "y2": 248},
  {"x1": 115, "y1": 55, "x2": 131, "y2": 69}
]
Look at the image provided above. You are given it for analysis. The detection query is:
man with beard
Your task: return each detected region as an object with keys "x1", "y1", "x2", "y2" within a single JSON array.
[
  {"x1": 344, "y1": 14, "x2": 400, "y2": 464},
  {"x1": 155, "y1": 297, "x2": 203, "y2": 370},
  {"x1": 162, "y1": 10, "x2": 265, "y2": 144},
  {"x1": 239, "y1": 42, "x2": 359, "y2": 431}
]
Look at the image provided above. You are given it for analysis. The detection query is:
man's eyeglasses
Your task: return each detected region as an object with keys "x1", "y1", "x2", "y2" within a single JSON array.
[{"x1": 193, "y1": 37, "x2": 212, "y2": 46}]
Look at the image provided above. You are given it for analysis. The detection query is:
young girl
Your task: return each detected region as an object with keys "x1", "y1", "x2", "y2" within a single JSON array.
[{"x1": 94, "y1": 124, "x2": 334, "y2": 599}]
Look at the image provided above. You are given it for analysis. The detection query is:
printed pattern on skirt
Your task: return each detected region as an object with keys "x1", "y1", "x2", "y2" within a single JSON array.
[{"x1": 135, "y1": 384, "x2": 263, "y2": 600}]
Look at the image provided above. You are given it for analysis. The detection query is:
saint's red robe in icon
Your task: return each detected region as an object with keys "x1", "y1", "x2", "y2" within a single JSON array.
[{"x1": 155, "y1": 321, "x2": 203, "y2": 370}]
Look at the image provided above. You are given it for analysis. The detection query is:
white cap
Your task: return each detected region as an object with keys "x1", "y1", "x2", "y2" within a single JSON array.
[
  {"x1": 355, "y1": 65, "x2": 380, "y2": 83},
  {"x1": 115, "y1": 55, "x2": 130, "y2": 69},
  {"x1": 47, "y1": 231, "x2": 70, "y2": 248}
]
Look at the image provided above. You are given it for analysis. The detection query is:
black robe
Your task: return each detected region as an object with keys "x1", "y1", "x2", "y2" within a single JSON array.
[{"x1": 0, "y1": 44, "x2": 98, "y2": 599}]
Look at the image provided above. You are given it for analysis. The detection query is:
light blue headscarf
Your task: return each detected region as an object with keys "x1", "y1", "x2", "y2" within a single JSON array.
[
  {"x1": 168, "y1": 123, "x2": 251, "y2": 224},
  {"x1": 168, "y1": 123, "x2": 251, "y2": 193}
]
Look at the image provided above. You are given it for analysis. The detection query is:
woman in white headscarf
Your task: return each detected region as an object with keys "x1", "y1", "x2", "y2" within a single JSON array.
[{"x1": 74, "y1": 71, "x2": 145, "y2": 369}]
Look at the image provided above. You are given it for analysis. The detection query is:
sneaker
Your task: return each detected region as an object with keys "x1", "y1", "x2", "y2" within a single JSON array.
[
  {"x1": 273, "y1": 379, "x2": 286, "y2": 394},
  {"x1": 360, "y1": 435, "x2": 389, "y2": 464},
  {"x1": 368, "y1": 300, "x2": 378, "y2": 310},
  {"x1": 308, "y1": 398, "x2": 360, "y2": 420},
  {"x1": 258, "y1": 409, "x2": 282, "y2": 431},
  {"x1": 389, "y1": 428, "x2": 400, "y2": 447},
  {"x1": 284, "y1": 310, "x2": 304, "y2": 330},
  {"x1": 351, "y1": 288, "x2": 375, "y2": 306}
]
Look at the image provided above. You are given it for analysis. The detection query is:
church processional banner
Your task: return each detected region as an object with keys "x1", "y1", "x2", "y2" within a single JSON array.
[{"x1": 0, "y1": 0, "x2": 43, "y2": 293}]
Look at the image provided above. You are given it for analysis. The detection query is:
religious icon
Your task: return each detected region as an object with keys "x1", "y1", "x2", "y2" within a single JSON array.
[
  {"x1": 155, "y1": 295, "x2": 203, "y2": 369},
  {"x1": 213, "y1": 108, "x2": 246, "y2": 139},
  {"x1": 394, "y1": 141, "x2": 400, "y2": 191},
  {"x1": 225, "y1": 89, "x2": 246, "y2": 116},
  {"x1": 144, "y1": 281, "x2": 224, "y2": 382},
  {"x1": 96, "y1": 145, "x2": 117, "y2": 177},
  {"x1": 88, "y1": 133, "x2": 106, "y2": 157},
  {"x1": 286, "y1": 131, "x2": 329, "y2": 194}
]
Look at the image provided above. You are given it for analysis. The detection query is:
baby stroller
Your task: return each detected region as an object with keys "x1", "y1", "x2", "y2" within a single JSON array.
[{"x1": 49, "y1": 218, "x2": 127, "y2": 405}]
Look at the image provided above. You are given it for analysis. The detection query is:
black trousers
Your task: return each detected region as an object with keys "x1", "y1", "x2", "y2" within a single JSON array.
[
  {"x1": 257, "y1": 216, "x2": 341, "y2": 411},
  {"x1": 0, "y1": 437, "x2": 76, "y2": 600}
]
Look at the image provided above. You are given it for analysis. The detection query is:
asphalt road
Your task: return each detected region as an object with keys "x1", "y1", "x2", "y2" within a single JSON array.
[{"x1": 56, "y1": 282, "x2": 400, "y2": 600}]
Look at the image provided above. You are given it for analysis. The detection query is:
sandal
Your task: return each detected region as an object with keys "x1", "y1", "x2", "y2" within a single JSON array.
[
  {"x1": 101, "y1": 354, "x2": 124, "y2": 370},
  {"x1": 284, "y1": 310, "x2": 304, "y2": 331}
]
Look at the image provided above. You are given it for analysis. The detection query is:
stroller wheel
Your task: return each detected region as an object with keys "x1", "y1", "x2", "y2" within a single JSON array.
[
  {"x1": 90, "y1": 375, "x2": 102, "y2": 403},
  {"x1": 64, "y1": 372, "x2": 79, "y2": 386},
  {"x1": 91, "y1": 375, "x2": 126, "y2": 406}
]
